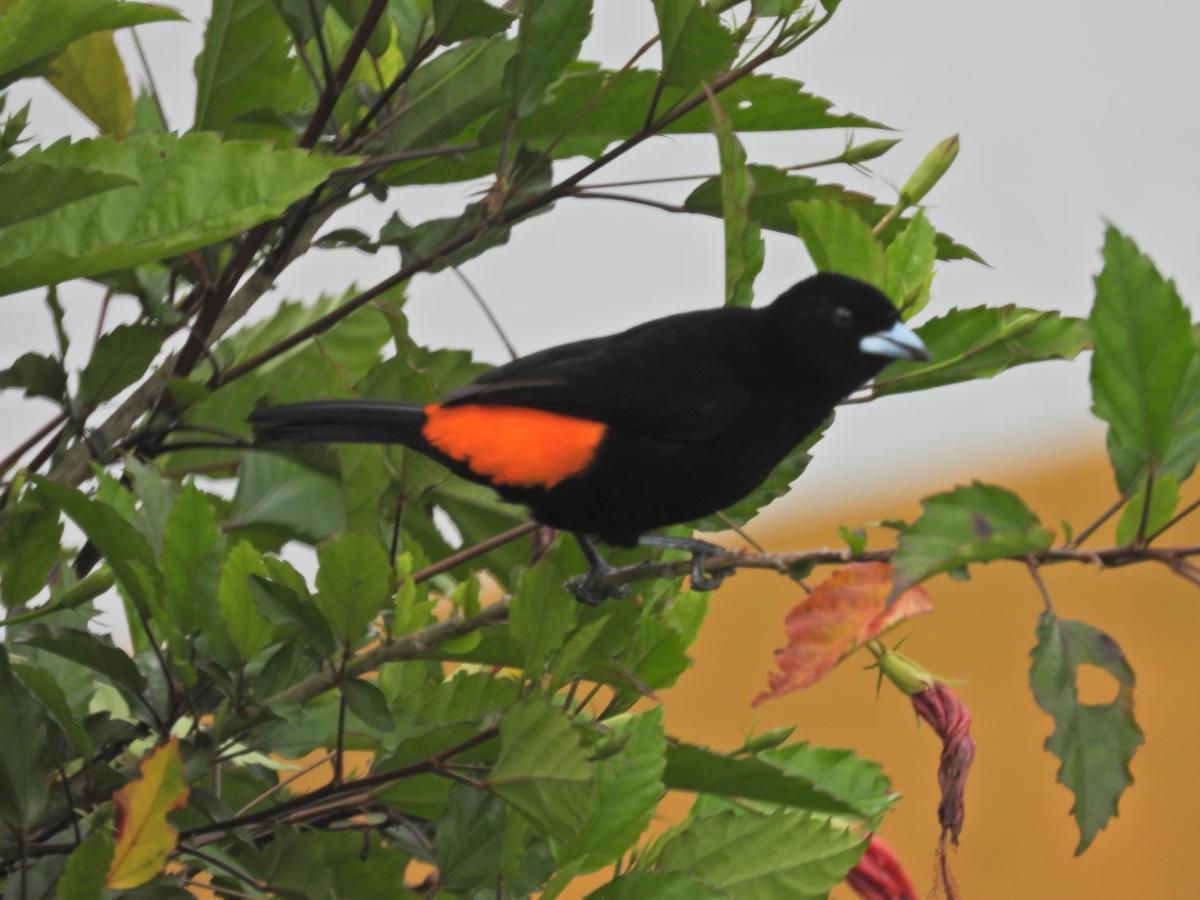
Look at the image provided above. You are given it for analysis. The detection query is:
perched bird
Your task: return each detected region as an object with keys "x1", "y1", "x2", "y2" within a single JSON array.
[{"x1": 251, "y1": 272, "x2": 928, "y2": 601}]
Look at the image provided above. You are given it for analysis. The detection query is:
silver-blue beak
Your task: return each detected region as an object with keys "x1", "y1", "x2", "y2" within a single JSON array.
[{"x1": 859, "y1": 321, "x2": 929, "y2": 362}]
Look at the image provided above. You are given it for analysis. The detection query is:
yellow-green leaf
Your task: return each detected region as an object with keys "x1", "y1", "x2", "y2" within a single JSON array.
[
  {"x1": 46, "y1": 32, "x2": 133, "y2": 138},
  {"x1": 106, "y1": 739, "x2": 190, "y2": 889}
]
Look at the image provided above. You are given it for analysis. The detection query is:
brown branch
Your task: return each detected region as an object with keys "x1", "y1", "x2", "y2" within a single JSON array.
[
  {"x1": 567, "y1": 543, "x2": 1200, "y2": 594},
  {"x1": 1068, "y1": 491, "x2": 1130, "y2": 548},
  {"x1": 0, "y1": 412, "x2": 67, "y2": 480}
]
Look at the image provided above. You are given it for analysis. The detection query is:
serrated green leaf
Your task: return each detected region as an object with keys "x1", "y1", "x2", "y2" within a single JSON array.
[
  {"x1": 1114, "y1": 474, "x2": 1179, "y2": 545},
  {"x1": 509, "y1": 560, "x2": 577, "y2": 677},
  {"x1": 684, "y1": 165, "x2": 982, "y2": 263},
  {"x1": 0, "y1": 0, "x2": 183, "y2": 87},
  {"x1": 46, "y1": 31, "x2": 133, "y2": 138},
  {"x1": 663, "y1": 741, "x2": 868, "y2": 820},
  {"x1": 709, "y1": 89, "x2": 762, "y2": 308},
  {"x1": 433, "y1": 0, "x2": 515, "y2": 44},
  {"x1": 341, "y1": 677, "x2": 394, "y2": 731},
  {"x1": 18, "y1": 625, "x2": 145, "y2": 697},
  {"x1": 160, "y1": 483, "x2": 224, "y2": 634},
  {"x1": 218, "y1": 541, "x2": 276, "y2": 663},
  {"x1": 194, "y1": 0, "x2": 310, "y2": 141},
  {"x1": 1090, "y1": 226, "x2": 1200, "y2": 492},
  {"x1": 761, "y1": 742, "x2": 896, "y2": 823},
  {"x1": 652, "y1": 0, "x2": 736, "y2": 90},
  {"x1": 587, "y1": 872, "x2": 731, "y2": 900},
  {"x1": 435, "y1": 782, "x2": 508, "y2": 893},
  {"x1": 491, "y1": 698, "x2": 592, "y2": 840},
  {"x1": 250, "y1": 569, "x2": 337, "y2": 657},
  {"x1": 78, "y1": 323, "x2": 163, "y2": 407},
  {"x1": 791, "y1": 199, "x2": 885, "y2": 288},
  {"x1": 1030, "y1": 612, "x2": 1143, "y2": 853},
  {"x1": 30, "y1": 476, "x2": 159, "y2": 611},
  {"x1": 654, "y1": 808, "x2": 865, "y2": 898},
  {"x1": 314, "y1": 531, "x2": 392, "y2": 643},
  {"x1": 0, "y1": 133, "x2": 356, "y2": 297},
  {"x1": 0, "y1": 160, "x2": 136, "y2": 228},
  {"x1": 883, "y1": 208, "x2": 936, "y2": 316},
  {"x1": 504, "y1": 0, "x2": 590, "y2": 116},
  {"x1": 0, "y1": 649, "x2": 52, "y2": 827},
  {"x1": 893, "y1": 482, "x2": 1054, "y2": 589},
  {"x1": 12, "y1": 662, "x2": 93, "y2": 758},
  {"x1": 56, "y1": 830, "x2": 114, "y2": 900},
  {"x1": 559, "y1": 708, "x2": 666, "y2": 872},
  {"x1": 872, "y1": 306, "x2": 1090, "y2": 397}
]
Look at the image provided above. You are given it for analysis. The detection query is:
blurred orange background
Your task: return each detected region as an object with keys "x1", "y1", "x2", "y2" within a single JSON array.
[{"x1": 656, "y1": 450, "x2": 1200, "y2": 899}]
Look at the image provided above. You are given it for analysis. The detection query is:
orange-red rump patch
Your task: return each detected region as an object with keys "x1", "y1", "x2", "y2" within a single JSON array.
[{"x1": 422, "y1": 403, "x2": 606, "y2": 489}]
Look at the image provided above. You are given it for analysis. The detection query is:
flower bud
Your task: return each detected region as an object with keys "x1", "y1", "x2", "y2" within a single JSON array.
[
  {"x1": 846, "y1": 835, "x2": 918, "y2": 900},
  {"x1": 842, "y1": 138, "x2": 901, "y2": 166},
  {"x1": 874, "y1": 646, "x2": 936, "y2": 696},
  {"x1": 899, "y1": 134, "x2": 959, "y2": 206}
]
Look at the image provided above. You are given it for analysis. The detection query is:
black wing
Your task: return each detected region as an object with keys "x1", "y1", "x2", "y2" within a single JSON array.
[{"x1": 439, "y1": 307, "x2": 763, "y2": 442}]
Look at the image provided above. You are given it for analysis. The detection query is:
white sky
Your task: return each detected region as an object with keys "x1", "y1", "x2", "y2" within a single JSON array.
[{"x1": 3, "y1": 0, "x2": 1198, "y2": 524}]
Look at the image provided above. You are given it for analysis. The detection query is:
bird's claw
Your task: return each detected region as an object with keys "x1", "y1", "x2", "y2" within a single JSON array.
[{"x1": 568, "y1": 571, "x2": 628, "y2": 606}]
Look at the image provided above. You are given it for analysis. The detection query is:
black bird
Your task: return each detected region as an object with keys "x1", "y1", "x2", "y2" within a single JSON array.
[{"x1": 251, "y1": 272, "x2": 928, "y2": 601}]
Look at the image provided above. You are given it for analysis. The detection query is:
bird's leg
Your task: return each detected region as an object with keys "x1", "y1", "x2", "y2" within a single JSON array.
[
  {"x1": 637, "y1": 534, "x2": 734, "y2": 592},
  {"x1": 570, "y1": 535, "x2": 627, "y2": 606}
]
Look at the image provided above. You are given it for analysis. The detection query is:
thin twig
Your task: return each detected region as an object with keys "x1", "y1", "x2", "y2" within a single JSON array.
[
  {"x1": 567, "y1": 189, "x2": 689, "y2": 215},
  {"x1": 446, "y1": 264, "x2": 518, "y2": 361},
  {"x1": 0, "y1": 412, "x2": 67, "y2": 480},
  {"x1": 306, "y1": 0, "x2": 335, "y2": 86},
  {"x1": 1135, "y1": 467, "x2": 1157, "y2": 546},
  {"x1": 235, "y1": 753, "x2": 333, "y2": 816},
  {"x1": 1069, "y1": 492, "x2": 1130, "y2": 548},
  {"x1": 1025, "y1": 558, "x2": 1056, "y2": 615},
  {"x1": 408, "y1": 521, "x2": 539, "y2": 585},
  {"x1": 177, "y1": 843, "x2": 270, "y2": 893},
  {"x1": 339, "y1": 30, "x2": 440, "y2": 151},
  {"x1": 1147, "y1": 496, "x2": 1200, "y2": 544}
]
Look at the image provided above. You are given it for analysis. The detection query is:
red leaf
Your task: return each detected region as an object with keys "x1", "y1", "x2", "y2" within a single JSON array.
[{"x1": 753, "y1": 562, "x2": 932, "y2": 705}]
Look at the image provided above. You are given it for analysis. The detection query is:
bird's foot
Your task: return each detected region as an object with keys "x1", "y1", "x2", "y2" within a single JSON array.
[
  {"x1": 637, "y1": 534, "x2": 736, "y2": 593},
  {"x1": 570, "y1": 534, "x2": 628, "y2": 606}
]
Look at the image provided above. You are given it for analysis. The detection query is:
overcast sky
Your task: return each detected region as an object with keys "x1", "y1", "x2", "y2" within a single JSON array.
[{"x1": 3, "y1": 0, "x2": 1198, "y2": 522}]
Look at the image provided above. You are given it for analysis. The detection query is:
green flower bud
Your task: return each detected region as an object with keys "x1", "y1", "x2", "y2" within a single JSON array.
[
  {"x1": 874, "y1": 646, "x2": 936, "y2": 696},
  {"x1": 899, "y1": 134, "x2": 959, "y2": 206},
  {"x1": 842, "y1": 138, "x2": 901, "y2": 166},
  {"x1": 737, "y1": 725, "x2": 796, "y2": 754}
]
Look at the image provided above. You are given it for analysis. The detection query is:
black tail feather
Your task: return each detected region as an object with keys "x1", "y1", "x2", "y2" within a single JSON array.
[{"x1": 250, "y1": 400, "x2": 427, "y2": 445}]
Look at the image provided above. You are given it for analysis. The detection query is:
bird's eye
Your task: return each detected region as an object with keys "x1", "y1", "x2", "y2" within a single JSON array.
[{"x1": 831, "y1": 306, "x2": 854, "y2": 329}]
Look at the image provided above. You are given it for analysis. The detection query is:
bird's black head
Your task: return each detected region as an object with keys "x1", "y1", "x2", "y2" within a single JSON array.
[{"x1": 762, "y1": 272, "x2": 929, "y2": 397}]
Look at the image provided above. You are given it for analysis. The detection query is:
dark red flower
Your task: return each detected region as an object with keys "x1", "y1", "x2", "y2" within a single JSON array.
[
  {"x1": 911, "y1": 681, "x2": 975, "y2": 845},
  {"x1": 846, "y1": 834, "x2": 918, "y2": 900}
]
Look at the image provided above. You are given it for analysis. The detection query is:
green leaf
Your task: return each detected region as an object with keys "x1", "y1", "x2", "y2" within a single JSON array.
[
  {"x1": 0, "y1": 160, "x2": 136, "y2": 228},
  {"x1": 663, "y1": 741, "x2": 868, "y2": 820},
  {"x1": 160, "y1": 483, "x2": 224, "y2": 634},
  {"x1": 652, "y1": 0, "x2": 736, "y2": 90},
  {"x1": 504, "y1": 0, "x2": 591, "y2": 116},
  {"x1": 46, "y1": 31, "x2": 134, "y2": 138},
  {"x1": 18, "y1": 624, "x2": 145, "y2": 697},
  {"x1": 0, "y1": 499, "x2": 62, "y2": 608},
  {"x1": 218, "y1": 541, "x2": 276, "y2": 663},
  {"x1": 249, "y1": 569, "x2": 337, "y2": 657},
  {"x1": 1114, "y1": 474, "x2": 1179, "y2": 545},
  {"x1": 791, "y1": 199, "x2": 885, "y2": 288},
  {"x1": 0, "y1": 650, "x2": 52, "y2": 829},
  {"x1": 1030, "y1": 612, "x2": 1143, "y2": 853},
  {"x1": 872, "y1": 306, "x2": 1090, "y2": 397},
  {"x1": 0, "y1": 351, "x2": 66, "y2": 401},
  {"x1": 435, "y1": 783, "x2": 508, "y2": 893},
  {"x1": 193, "y1": 0, "x2": 310, "y2": 141},
  {"x1": 709, "y1": 89, "x2": 763, "y2": 308},
  {"x1": 893, "y1": 482, "x2": 1054, "y2": 589},
  {"x1": 230, "y1": 453, "x2": 346, "y2": 542},
  {"x1": 588, "y1": 872, "x2": 731, "y2": 900},
  {"x1": 883, "y1": 209, "x2": 936, "y2": 317},
  {"x1": 0, "y1": 133, "x2": 356, "y2": 297},
  {"x1": 385, "y1": 36, "x2": 516, "y2": 151},
  {"x1": 654, "y1": 808, "x2": 865, "y2": 898},
  {"x1": 0, "y1": 0, "x2": 183, "y2": 87},
  {"x1": 11, "y1": 662, "x2": 93, "y2": 758},
  {"x1": 684, "y1": 165, "x2": 982, "y2": 263},
  {"x1": 78, "y1": 323, "x2": 163, "y2": 407},
  {"x1": 56, "y1": 831, "x2": 114, "y2": 900},
  {"x1": 341, "y1": 677, "x2": 395, "y2": 731},
  {"x1": 490, "y1": 698, "x2": 592, "y2": 840},
  {"x1": 314, "y1": 531, "x2": 392, "y2": 644},
  {"x1": 433, "y1": 0, "x2": 515, "y2": 44},
  {"x1": 30, "y1": 476, "x2": 159, "y2": 611},
  {"x1": 509, "y1": 560, "x2": 577, "y2": 677},
  {"x1": 559, "y1": 708, "x2": 666, "y2": 872},
  {"x1": 760, "y1": 742, "x2": 896, "y2": 823},
  {"x1": 1090, "y1": 226, "x2": 1200, "y2": 491}
]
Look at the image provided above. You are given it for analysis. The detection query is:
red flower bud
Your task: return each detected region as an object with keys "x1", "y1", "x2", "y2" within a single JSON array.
[{"x1": 846, "y1": 835, "x2": 918, "y2": 900}]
